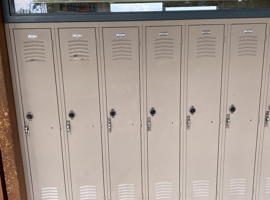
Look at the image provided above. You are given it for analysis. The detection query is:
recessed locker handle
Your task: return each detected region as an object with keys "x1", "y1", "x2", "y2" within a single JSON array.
[
  {"x1": 67, "y1": 120, "x2": 71, "y2": 135},
  {"x1": 147, "y1": 117, "x2": 151, "y2": 131},
  {"x1": 25, "y1": 121, "x2": 30, "y2": 135},
  {"x1": 226, "y1": 114, "x2": 230, "y2": 128},
  {"x1": 265, "y1": 111, "x2": 270, "y2": 126},
  {"x1": 187, "y1": 115, "x2": 191, "y2": 130},
  {"x1": 108, "y1": 118, "x2": 112, "y2": 133}
]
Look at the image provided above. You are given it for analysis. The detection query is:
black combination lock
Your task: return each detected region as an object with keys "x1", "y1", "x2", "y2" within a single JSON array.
[
  {"x1": 69, "y1": 110, "x2": 75, "y2": 119},
  {"x1": 26, "y1": 112, "x2": 33, "y2": 120},
  {"x1": 110, "y1": 109, "x2": 116, "y2": 118},
  {"x1": 189, "y1": 106, "x2": 196, "y2": 115},
  {"x1": 150, "y1": 107, "x2": 156, "y2": 116},
  {"x1": 230, "y1": 105, "x2": 236, "y2": 114}
]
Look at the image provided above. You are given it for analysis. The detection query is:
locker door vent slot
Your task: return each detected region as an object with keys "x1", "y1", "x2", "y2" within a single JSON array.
[
  {"x1": 229, "y1": 179, "x2": 246, "y2": 196},
  {"x1": 111, "y1": 39, "x2": 132, "y2": 61},
  {"x1": 238, "y1": 35, "x2": 258, "y2": 57},
  {"x1": 196, "y1": 36, "x2": 216, "y2": 58},
  {"x1": 41, "y1": 187, "x2": 58, "y2": 199},
  {"x1": 266, "y1": 178, "x2": 270, "y2": 194},
  {"x1": 192, "y1": 180, "x2": 210, "y2": 198},
  {"x1": 154, "y1": 38, "x2": 174, "y2": 60},
  {"x1": 155, "y1": 182, "x2": 173, "y2": 199},
  {"x1": 118, "y1": 184, "x2": 135, "y2": 200},
  {"x1": 23, "y1": 40, "x2": 46, "y2": 62},
  {"x1": 79, "y1": 185, "x2": 97, "y2": 200},
  {"x1": 68, "y1": 40, "x2": 90, "y2": 61}
]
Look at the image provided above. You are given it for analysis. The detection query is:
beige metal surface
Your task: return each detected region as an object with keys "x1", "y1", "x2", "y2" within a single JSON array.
[
  {"x1": 146, "y1": 26, "x2": 181, "y2": 200},
  {"x1": 102, "y1": 27, "x2": 142, "y2": 200},
  {"x1": 59, "y1": 28, "x2": 104, "y2": 200},
  {"x1": 223, "y1": 24, "x2": 266, "y2": 200},
  {"x1": 13, "y1": 29, "x2": 66, "y2": 200},
  {"x1": 186, "y1": 25, "x2": 224, "y2": 200},
  {"x1": 258, "y1": 76, "x2": 270, "y2": 200}
]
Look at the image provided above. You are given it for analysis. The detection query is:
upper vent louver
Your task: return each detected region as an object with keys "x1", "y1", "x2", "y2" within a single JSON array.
[
  {"x1": 229, "y1": 178, "x2": 246, "y2": 196},
  {"x1": 111, "y1": 39, "x2": 132, "y2": 61},
  {"x1": 23, "y1": 40, "x2": 46, "y2": 62},
  {"x1": 155, "y1": 182, "x2": 173, "y2": 199},
  {"x1": 238, "y1": 35, "x2": 258, "y2": 57},
  {"x1": 196, "y1": 36, "x2": 216, "y2": 58},
  {"x1": 68, "y1": 40, "x2": 90, "y2": 61},
  {"x1": 192, "y1": 180, "x2": 210, "y2": 198},
  {"x1": 154, "y1": 38, "x2": 174, "y2": 60}
]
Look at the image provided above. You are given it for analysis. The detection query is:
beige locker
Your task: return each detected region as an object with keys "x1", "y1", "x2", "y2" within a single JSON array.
[
  {"x1": 103, "y1": 27, "x2": 142, "y2": 199},
  {"x1": 223, "y1": 24, "x2": 266, "y2": 200},
  {"x1": 59, "y1": 28, "x2": 104, "y2": 200},
  {"x1": 186, "y1": 25, "x2": 224, "y2": 200},
  {"x1": 146, "y1": 26, "x2": 181, "y2": 200},
  {"x1": 258, "y1": 77, "x2": 270, "y2": 200},
  {"x1": 14, "y1": 29, "x2": 66, "y2": 199}
]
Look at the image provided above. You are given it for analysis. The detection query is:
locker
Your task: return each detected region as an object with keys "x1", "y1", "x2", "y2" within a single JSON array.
[
  {"x1": 59, "y1": 28, "x2": 104, "y2": 200},
  {"x1": 258, "y1": 75, "x2": 270, "y2": 200},
  {"x1": 223, "y1": 24, "x2": 266, "y2": 200},
  {"x1": 186, "y1": 25, "x2": 224, "y2": 200},
  {"x1": 13, "y1": 29, "x2": 66, "y2": 199},
  {"x1": 103, "y1": 27, "x2": 142, "y2": 199},
  {"x1": 146, "y1": 26, "x2": 181, "y2": 200}
]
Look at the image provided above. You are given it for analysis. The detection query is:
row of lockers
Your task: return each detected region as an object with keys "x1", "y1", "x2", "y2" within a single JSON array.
[{"x1": 5, "y1": 20, "x2": 270, "y2": 200}]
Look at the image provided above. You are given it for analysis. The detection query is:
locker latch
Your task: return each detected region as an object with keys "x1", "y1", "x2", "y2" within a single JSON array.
[
  {"x1": 25, "y1": 121, "x2": 29, "y2": 135},
  {"x1": 147, "y1": 117, "x2": 151, "y2": 131},
  {"x1": 67, "y1": 120, "x2": 71, "y2": 135},
  {"x1": 226, "y1": 114, "x2": 230, "y2": 128},
  {"x1": 108, "y1": 118, "x2": 112, "y2": 133},
  {"x1": 187, "y1": 115, "x2": 191, "y2": 130},
  {"x1": 265, "y1": 111, "x2": 270, "y2": 126}
]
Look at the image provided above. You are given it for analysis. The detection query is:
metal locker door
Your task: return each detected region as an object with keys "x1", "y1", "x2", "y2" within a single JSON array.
[
  {"x1": 146, "y1": 26, "x2": 181, "y2": 200},
  {"x1": 258, "y1": 81, "x2": 270, "y2": 200},
  {"x1": 59, "y1": 28, "x2": 104, "y2": 200},
  {"x1": 186, "y1": 25, "x2": 224, "y2": 200},
  {"x1": 223, "y1": 24, "x2": 266, "y2": 200},
  {"x1": 14, "y1": 29, "x2": 65, "y2": 199},
  {"x1": 103, "y1": 27, "x2": 142, "y2": 200}
]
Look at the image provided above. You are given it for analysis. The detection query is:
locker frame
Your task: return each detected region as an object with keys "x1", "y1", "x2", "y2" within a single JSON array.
[{"x1": 4, "y1": 18, "x2": 270, "y2": 200}]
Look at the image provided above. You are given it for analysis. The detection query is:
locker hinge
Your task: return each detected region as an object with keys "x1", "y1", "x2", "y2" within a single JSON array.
[{"x1": 51, "y1": 39, "x2": 54, "y2": 48}]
